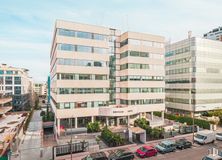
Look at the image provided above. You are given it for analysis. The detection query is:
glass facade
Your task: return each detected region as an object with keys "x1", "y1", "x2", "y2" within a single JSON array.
[
  {"x1": 120, "y1": 63, "x2": 149, "y2": 70},
  {"x1": 120, "y1": 88, "x2": 164, "y2": 93},
  {"x1": 58, "y1": 88, "x2": 108, "y2": 94},
  {"x1": 120, "y1": 99, "x2": 164, "y2": 105},
  {"x1": 57, "y1": 28, "x2": 107, "y2": 41},
  {"x1": 57, "y1": 58, "x2": 108, "y2": 67}
]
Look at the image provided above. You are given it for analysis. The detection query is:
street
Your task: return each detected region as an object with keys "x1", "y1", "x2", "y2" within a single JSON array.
[
  {"x1": 67, "y1": 138, "x2": 222, "y2": 160},
  {"x1": 12, "y1": 110, "x2": 52, "y2": 160}
]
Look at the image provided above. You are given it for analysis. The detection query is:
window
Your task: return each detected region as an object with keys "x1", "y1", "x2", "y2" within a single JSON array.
[
  {"x1": 79, "y1": 74, "x2": 90, "y2": 80},
  {"x1": 57, "y1": 44, "x2": 75, "y2": 51},
  {"x1": 77, "y1": 31, "x2": 92, "y2": 39},
  {"x1": 95, "y1": 75, "x2": 106, "y2": 80},
  {"x1": 93, "y1": 47, "x2": 107, "y2": 54},
  {"x1": 14, "y1": 86, "x2": 21, "y2": 94},
  {"x1": 77, "y1": 45, "x2": 92, "y2": 53},
  {"x1": 0, "y1": 70, "x2": 3, "y2": 74},
  {"x1": 14, "y1": 76, "x2": 21, "y2": 84},
  {"x1": 5, "y1": 76, "x2": 12, "y2": 84},
  {"x1": 58, "y1": 28, "x2": 75, "y2": 37},
  {"x1": 6, "y1": 70, "x2": 13, "y2": 74},
  {"x1": 93, "y1": 34, "x2": 107, "y2": 41}
]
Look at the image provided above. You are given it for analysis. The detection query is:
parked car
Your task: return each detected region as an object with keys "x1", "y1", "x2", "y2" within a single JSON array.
[
  {"x1": 155, "y1": 140, "x2": 176, "y2": 154},
  {"x1": 136, "y1": 145, "x2": 157, "y2": 158},
  {"x1": 108, "y1": 149, "x2": 134, "y2": 160},
  {"x1": 82, "y1": 152, "x2": 108, "y2": 160},
  {"x1": 202, "y1": 154, "x2": 222, "y2": 160},
  {"x1": 175, "y1": 138, "x2": 192, "y2": 149},
  {"x1": 216, "y1": 133, "x2": 222, "y2": 141},
  {"x1": 194, "y1": 130, "x2": 216, "y2": 144}
]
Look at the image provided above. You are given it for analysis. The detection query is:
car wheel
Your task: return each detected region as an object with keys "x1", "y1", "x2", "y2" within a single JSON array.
[
  {"x1": 212, "y1": 140, "x2": 215, "y2": 143},
  {"x1": 181, "y1": 147, "x2": 184, "y2": 150},
  {"x1": 155, "y1": 152, "x2": 157, "y2": 156}
]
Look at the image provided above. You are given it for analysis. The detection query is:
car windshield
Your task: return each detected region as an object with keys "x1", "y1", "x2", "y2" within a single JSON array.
[
  {"x1": 202, "y1": 156, "x2": 214, "y2": 160},
  {"x1": 159, "y1": 143, "x2": 167, "y2": 148},
  {"x1": 195, "y1": 134, "x2": 206, "y2": 140},
  {"x1": 217, "y1": 133, "x2": 222, "y2": 136},
  {"x1": 176, "y1": 139, "x2": 185, "y2": 144},
  {"x1": 140, "y1": 147, "x2": 148, "y2": 152}
]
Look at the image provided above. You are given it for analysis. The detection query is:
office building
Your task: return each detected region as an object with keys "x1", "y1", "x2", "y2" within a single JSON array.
[
  {"x1": 165, "y1": 37, "x2": 222, "y2": 115},
  {"x1": 203, "y1": 27, "x2": 222, "y2": 41},
  {"x1": 50, "y1": 20, "x2": 165, "y2": 136},
  {"x1": 0, "y1": 64, "x2": 33, "y2": 111}
]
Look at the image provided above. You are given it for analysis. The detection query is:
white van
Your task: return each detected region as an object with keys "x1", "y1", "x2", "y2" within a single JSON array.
[{"x1": 194, "y1": 130, "x2": 216, "y2": 144}]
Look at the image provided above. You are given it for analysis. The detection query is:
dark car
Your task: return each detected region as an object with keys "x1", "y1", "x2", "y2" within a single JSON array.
[
  {"x1": 108, "y1": 149, "x2": 134, "y2": 160},
  {"x1": 176, "y1": 138, "x2": 192, "y2": 149},
  {"x1": 82, "y1": 152, "x2": 108, "y2": 160}
]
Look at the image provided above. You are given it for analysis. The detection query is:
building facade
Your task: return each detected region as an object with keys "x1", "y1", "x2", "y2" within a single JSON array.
[
  {"x1": 34, "y1": 83, "x2": 47, "y2": 97},
  {"x1": 203, "y1": 27, "x2": 222, "y2": 41},
  {"x1": 165, "y1": 37, "x2": 222, "y2": 115},
  {"x1": 50, "y1": 20, "x2": 165, "y2": 136},
  {"x1": 0, "y1": 64, "x2": 33, "y2": 111}
]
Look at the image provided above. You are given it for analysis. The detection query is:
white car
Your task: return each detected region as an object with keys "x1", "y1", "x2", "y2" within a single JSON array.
[{"x1": 216, "y1": 133, "x2": 222, "y2": 141}]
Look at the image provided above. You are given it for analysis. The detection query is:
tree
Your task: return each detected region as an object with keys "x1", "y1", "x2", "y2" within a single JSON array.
[{"x1": 134, "y1": 118, "x2": 150, "y2": 130}]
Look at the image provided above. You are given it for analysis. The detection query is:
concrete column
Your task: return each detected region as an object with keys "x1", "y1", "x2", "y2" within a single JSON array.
[
  {"x1": 151, "y1": 112, "x2": 154, "y2": 121},
  {"x1": 161, "y1": 111, "x2": 164, "y2": 120},
  {"x1": 139, "y1": 112, "x2": 143, "y2": 119},
  {"x1": 57, "y1": 118, "x2": 60, "y2": 136},
  {"x1": 116, "y1": 117, "x2": 120, "y2": 126},
  {"x1": 127, "y1": 116, "x2": 130, "y2": 127},
  {"x1": 75, "y1": 117, "x2": 78, "y2": 128},
  {"x1": 91, "y1": 116, "x2": 94, "y2": 123},
  {"x1": 106, "y1": 117, "x2": 109, "y2": 126}
]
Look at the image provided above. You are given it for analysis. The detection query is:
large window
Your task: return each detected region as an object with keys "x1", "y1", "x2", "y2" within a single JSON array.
[
  {"x1": 58, "y1": 28, "x2": 75, "y2": 37},
  {"x1": 14, "y1": 76, "x2": 21, "y2": 84},
  {"x1": 120, "y1": 63, "x2": 149, "y2": 70},
  {"x1": 5, "y1": 76, "x2": 12, "y2": 85},
  {"x1": 77, "y1": 45, "x2": 92, "y2": 53},
  {"x1": 57, "y1": 58, "x2": 108, "y2": 67},
  {"x1": 57, "y1": 44, "x2": 75, "y2": 51},
  {"x1": 120, "y1": 99, "x2": 164, "y2": 105},
  {"x1": 58, "y1": 88, "x2": 108, "y2": 94},
  {"x1": 6, "y1": 70, "x2": 13, "y2": 74},
  {"x1": 0, "y1": 70, "x2": 4, "y2": 74},
  {"x1": 120, "y1": 88, "x2": 164, "y2": 93},
  {"x1": 77, "y1": 31, "x2": 92, "y2": 39},
  {"x1": 14, "y1": 86, "x2": 21, "y2": 94}
]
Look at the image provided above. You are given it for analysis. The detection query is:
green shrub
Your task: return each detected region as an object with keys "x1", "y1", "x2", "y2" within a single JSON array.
[
  {"x1": 87, "y1": 121, "x2": 101, "y2": 133},
  {"x1": 101, "y1": 127, "x2": 124, "y2": 147}
]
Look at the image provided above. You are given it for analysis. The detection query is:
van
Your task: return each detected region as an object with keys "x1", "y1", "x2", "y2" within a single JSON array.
[{"x1": 194, "y1": 130, "x2": 216, "y2": 144}]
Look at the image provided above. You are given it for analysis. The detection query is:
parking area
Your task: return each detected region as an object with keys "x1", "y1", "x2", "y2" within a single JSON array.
[{"x1": 67, "y1": 138, "x2": 222, "y2": 160}]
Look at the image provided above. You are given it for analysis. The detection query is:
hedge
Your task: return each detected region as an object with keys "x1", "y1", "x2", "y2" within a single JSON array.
[
  {"x1": 101, "y1": 127, "x2": 124, "y2": 147},
  {"x1": 154, "y1": 112, "x2": 211, "y2": 129}
]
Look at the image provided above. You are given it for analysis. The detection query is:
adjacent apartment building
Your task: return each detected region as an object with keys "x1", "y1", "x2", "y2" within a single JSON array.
[
  {"x1": 203, "y1": 26, "x2": 222, "y2": 41},
  {"x1": 50, "y1": 20, "x2": 165, "y2": 136},
  {"x1": 165, "y1": 37, "x2": 222, "y2": 115},
  {"x1": 0, "y1": 64, "x2": 33, "y2": 111}
]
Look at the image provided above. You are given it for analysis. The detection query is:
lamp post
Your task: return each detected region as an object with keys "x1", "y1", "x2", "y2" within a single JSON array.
[{"x1": 192, "y1": 105, "x2": 195, "y2": 144}]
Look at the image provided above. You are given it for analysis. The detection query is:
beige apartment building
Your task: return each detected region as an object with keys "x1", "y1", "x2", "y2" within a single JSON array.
[
  {"x1": 0, "y1": 64, "x2": 33, "y2": 111},
  {"x1": 50, "y1": 20, "x2": 165, "y2": 136}
]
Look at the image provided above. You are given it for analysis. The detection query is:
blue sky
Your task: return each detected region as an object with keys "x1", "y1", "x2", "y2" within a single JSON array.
[{"x1": 0, "y1": 0, "x2": 222, "y2": 82}]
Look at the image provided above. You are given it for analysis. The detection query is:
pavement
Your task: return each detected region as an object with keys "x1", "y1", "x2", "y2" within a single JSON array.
[{"x1": 12, "y1": 110, "x2": 52, "y2": 160}]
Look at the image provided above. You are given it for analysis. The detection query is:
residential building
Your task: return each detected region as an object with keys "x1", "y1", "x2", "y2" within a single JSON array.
[
  {"x1": 165, "y1": 37, "x2": 222, "y2": 115},
  {"x1": 203, "y1": 27, "x2": 222, "y2": 41},
  {"x1": 34, "y1": 83, "x2": 47, "y2": 97},
  {"x1": 50, "y1": 20, "x2": 165, "y2": 136},
  {"x1": 0, "y1": 64, "x2": 33, "y2": 111}
]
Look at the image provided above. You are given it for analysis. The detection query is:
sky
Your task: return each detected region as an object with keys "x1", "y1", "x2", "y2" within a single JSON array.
[{"x1": 0, "y1": 0, "x2": 222, "y2": 82}]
